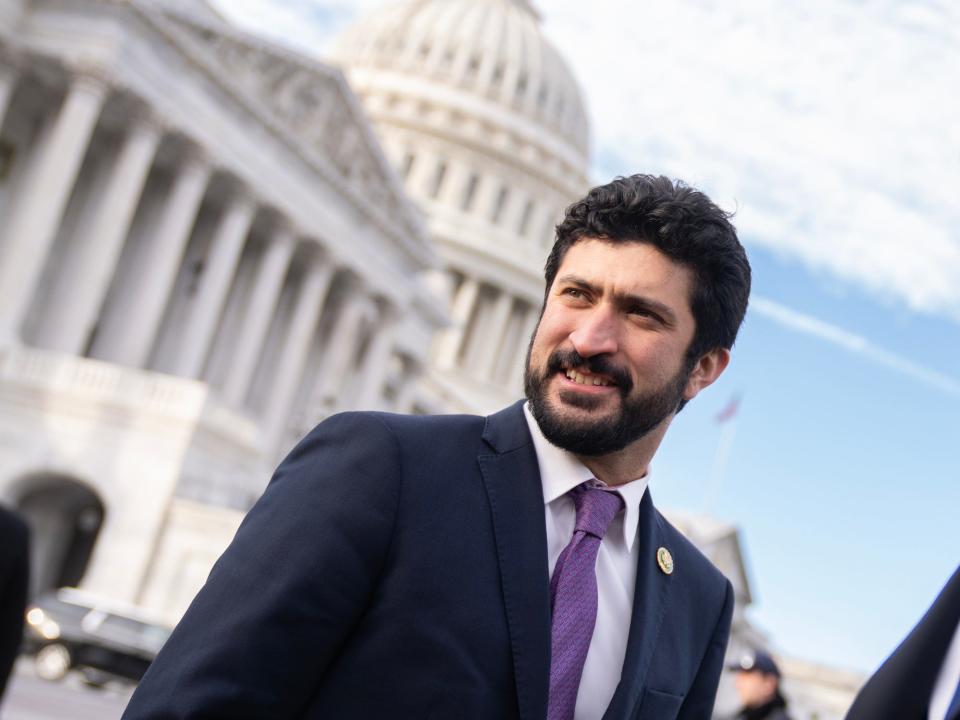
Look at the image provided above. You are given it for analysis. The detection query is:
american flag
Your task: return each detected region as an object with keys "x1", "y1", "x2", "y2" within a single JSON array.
[{"x1": 715, "y1": 394, "x2": 741, "y2": 423}]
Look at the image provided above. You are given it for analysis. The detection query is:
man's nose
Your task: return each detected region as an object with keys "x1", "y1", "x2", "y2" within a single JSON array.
[{"x1": 569, "y1": 308, "x2": 618, "y2": 357}]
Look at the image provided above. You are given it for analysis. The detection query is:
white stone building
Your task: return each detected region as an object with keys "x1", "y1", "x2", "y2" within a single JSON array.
[
  {"x1": 331, "y1": 0, "x2": 591, "y2": 414},
  {"x1": 0, "y1": 0, "x2": 444, "y2": 621}
]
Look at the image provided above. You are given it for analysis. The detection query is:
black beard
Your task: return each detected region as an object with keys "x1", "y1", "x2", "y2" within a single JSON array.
[{"x1": 524, "y1": 347, "x2": 691, "y2": 456}]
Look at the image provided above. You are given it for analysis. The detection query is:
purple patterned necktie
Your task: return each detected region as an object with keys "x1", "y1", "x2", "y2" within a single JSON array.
[{"x1": 547, "y1": 481, "x2": 624, "y2": 720}]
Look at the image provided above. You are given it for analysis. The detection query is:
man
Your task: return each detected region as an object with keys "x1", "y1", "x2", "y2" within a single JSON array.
[
  {"x1": 845, "y1": 566, "x2": 960, "y2": 720},
  {"x1": 0, "y1": 505, "x2": 29, "y2": 704},
  {"x1": 124, "y1": 174, "x2": 752, "y2": 720},
  {"x1": 728, "y1": 649, "x2": 792, "y2": 720}
]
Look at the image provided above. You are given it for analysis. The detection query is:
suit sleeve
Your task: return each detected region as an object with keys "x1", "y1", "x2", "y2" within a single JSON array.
[
  {"x1": 0, "y1": 511, "x2": 29, "y2": 701},
  {"x1": 677, "y1": 578, "x2": 734, "y2": 720},
  {"x1": 123, "y1": 412, "x2": 402, "y2": 720}
]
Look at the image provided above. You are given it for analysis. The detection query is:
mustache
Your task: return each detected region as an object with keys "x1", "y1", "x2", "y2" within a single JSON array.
[{"x1": 545, "y1": 349, "x2": 633, "y2": 394}]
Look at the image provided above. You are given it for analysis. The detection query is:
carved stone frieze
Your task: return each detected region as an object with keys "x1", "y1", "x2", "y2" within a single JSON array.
[{"x1": 161, "y1": 13, "x2": 410, "y2": 237}]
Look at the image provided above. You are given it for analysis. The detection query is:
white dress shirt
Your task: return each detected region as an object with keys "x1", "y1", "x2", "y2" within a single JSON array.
[
  {"x1": 523, "y1": 404, "x2": 650, "y2": 720},
  {"x1": 929, "y1": 619, "x2": 960, "y2": 720}
]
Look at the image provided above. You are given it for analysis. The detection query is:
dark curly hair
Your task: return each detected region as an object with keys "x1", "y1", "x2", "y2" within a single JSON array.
[{"x1": 547, "y1": 174, "x2": 751, "y2": 361}]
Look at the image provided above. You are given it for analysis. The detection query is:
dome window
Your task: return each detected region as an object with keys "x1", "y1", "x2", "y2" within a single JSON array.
[
  {"x1": 400, "y1": 151, "x2": 416, "y2": 180},
  {"x1": 461, "y1": 172, "x2": 480, "y2": 211},
  {"x1": 515, "y1": 73, "x2": 528, "y2": 98},
  {"x1": 428, "y1": 160, "x2": 448, "y2": 199},
  {"x1": 491, "y1": 185, "x2": 510, "y2": 225},
  {"x1": 467, "y1": 55, "x2": 481, "y2": 77}
]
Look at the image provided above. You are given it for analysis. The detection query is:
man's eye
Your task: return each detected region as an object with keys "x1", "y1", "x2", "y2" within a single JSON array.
[
  {"x1": 629, "y1": 307, "x2": 661, "y2": 322},
  {"x1": 564, "y1": 288, "x2": 585, "y2": 299}
]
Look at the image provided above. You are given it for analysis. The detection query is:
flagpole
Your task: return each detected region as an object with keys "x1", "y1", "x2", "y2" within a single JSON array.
[{"x1": 702, "y1": 396, "x2": 740, "y2": 513}]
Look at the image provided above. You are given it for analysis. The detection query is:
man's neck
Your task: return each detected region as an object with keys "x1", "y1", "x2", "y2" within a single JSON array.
[{"x1": 574, "y1": 421, "x2": 671, "y2": 486}]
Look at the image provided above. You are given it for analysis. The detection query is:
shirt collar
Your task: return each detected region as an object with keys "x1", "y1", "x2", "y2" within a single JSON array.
[{"x1": 523, "y1": 403, "x2": 649, "y2": 551}]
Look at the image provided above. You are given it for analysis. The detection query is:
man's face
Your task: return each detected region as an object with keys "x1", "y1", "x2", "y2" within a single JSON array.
[
  {"x1": 734, "y1": 670, "x2": 779, "y2": 707},
  {"x1": 524, "y1": 238, "x2": 700, "y2": 456}
]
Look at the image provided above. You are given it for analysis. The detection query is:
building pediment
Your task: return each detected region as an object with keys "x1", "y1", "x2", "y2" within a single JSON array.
[{"x1": 149, "y1": 6, "x2": 427, "y2": 261}]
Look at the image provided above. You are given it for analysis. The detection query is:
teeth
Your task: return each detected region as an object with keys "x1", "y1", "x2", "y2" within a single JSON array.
[{"x1": 564, "y1": 368, "x2": 610, "y2": 387}]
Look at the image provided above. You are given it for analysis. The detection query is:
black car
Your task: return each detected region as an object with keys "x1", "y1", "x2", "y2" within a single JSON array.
[{"x1": 23, "y1": 588, "x2": 172, "y2": 685}]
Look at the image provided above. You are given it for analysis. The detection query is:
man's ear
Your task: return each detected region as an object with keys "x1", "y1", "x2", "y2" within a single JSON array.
[{"x1": 683, "y1": 347, "x2": 730, "y2": 402}]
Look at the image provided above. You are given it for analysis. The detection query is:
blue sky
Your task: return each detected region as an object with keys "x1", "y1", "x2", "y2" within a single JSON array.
[{"x1": 208, "y1": 0, "x2": 960, "y2": 673}]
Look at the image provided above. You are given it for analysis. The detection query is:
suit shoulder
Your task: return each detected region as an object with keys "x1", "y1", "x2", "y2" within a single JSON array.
[{"x1": 330, "y1": 410, "x2": 487, "y2": 442}]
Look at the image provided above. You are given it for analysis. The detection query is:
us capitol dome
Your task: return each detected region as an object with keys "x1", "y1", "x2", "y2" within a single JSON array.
[{"x1": 331, "y1": 0, "x2": 592, "y2": 413}]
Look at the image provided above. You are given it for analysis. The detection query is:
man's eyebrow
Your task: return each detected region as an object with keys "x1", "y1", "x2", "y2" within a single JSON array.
[
  {"x1": 614, "y1": 292, "x2": 677, "y2": 325},
  {"x1": 555, "y1": 274, "x2": 595, "y2": 291},
  {"x1": 555, "y1": 273, "x2": 678, "y2": 324}
]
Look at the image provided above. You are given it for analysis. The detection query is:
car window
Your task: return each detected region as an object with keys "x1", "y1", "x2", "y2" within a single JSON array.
[{"x1": 97, "y1": 614, "x2": 171, "y2": 653}]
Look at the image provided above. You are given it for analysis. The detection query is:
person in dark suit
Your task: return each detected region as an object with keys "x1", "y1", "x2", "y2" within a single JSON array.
[
  {"x1": 124, "y1": 174, "x2": 752, "y2": 720},
  {"x1": 845, "y1": 566, "x2": 960, "y2": 720},
  {"x1": 0, "y1": 505, "x2": 30, "y2": 704}
]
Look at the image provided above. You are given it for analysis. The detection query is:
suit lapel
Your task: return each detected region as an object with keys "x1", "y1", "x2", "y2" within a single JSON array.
[
  {"x1": 479, "y1": 402, "x2": 551, "y2": 720},
  {"x1": 603, "y1": 491, "x2": 673, "y2": 720}
]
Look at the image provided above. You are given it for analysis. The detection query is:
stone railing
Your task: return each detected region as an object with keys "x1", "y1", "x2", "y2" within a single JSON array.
[{"x1": 0, "y1": 345, "x2": 207, "y2": 421}]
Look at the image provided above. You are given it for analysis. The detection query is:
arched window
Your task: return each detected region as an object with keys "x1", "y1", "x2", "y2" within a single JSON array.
[{"x1": 13, "y1": 475, "x2": 105, "y2": 596}]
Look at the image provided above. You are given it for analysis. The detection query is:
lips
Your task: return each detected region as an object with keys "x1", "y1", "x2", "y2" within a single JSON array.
[{"x1": 546, "y1": 348, "x2": 632, "y2": 394}]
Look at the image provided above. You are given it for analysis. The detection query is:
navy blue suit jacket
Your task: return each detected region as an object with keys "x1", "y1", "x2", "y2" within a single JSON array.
[
  {"x1": 124, "y1": 402, "x2": 733, "y2": 719},
  {"x1": 845, "y1": 566, "x2": 960, "y2": 720}
]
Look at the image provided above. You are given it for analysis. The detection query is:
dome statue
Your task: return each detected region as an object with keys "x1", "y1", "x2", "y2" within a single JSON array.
[{"x1": 332, "y1": 0, "x2": 592, "y2": 414}]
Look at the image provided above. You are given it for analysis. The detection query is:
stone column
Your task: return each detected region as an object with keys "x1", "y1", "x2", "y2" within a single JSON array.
[
  {"x1": 434, "y1": 276, "x2": 479, "y2": 369},
  {"x1": 171, "y1": 190, "x2": 256, "y2": 377},
  {"x1": 510, "y1": 304, "x2": 540, "y2": 386},
  {"x1": 0, "y1": 71, "x2": 108, "y2": 344},
  {"x1": 391, "y1": 355, "x2": 422, "y2": 414},
  {"x1": 478, "y1": 290, "x2": 515, "y2": 380},
  {"x1": 262, "y1": 256, "x2": 336, "y2": 451},
  {"x1": 94, "y1": 147, "x2": 211, "y2": 367},
  {"x1": 310, "y1": 286, "x2": 371, "y2": 411},
  {"x1": 33, "y1": 111, "x2": 163, "y2": 354},
  {"x1": 438, "y1": 161, "x2": 471, "y2": 207},
  {"x1": 406, "y1": 148, "x2": 440, "y2": 200},
  {"x1": 354, "y1": 302, "x2": 398, "y2": 410},
  {"x1": 222, "y1": 225, "x2": 295, "y2": 406},
  {"x1": 474, "y1": 175, "x2": 504, "y2": 223},
  {"x1": 0, "y1": 55, "x2": 19, "y2": 127}
]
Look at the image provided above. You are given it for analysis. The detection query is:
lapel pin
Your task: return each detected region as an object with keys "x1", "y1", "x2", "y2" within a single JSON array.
[{"x1": 657, "y1": 547, "x2": 674, "y2": 575}]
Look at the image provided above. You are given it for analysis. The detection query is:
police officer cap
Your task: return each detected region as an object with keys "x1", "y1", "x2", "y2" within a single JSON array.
[{"x1": 727, "y1": 648, "x2": 781, "y2": 677}]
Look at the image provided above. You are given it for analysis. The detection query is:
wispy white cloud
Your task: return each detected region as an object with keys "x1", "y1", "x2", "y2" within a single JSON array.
[
  {"x1": 751, "y1": 296, "x2": 960, "y2": 396},
  {"x1": 210, "y1": 0, "x2": 960, "y2": 324},
  {"x1": 543, "y1": 0, "x2": 960, "y2": 322}
]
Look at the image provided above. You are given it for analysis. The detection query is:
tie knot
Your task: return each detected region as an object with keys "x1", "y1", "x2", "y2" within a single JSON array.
[{"x1": 569, "y1": 481, "x2": 623, "y2": 539}]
